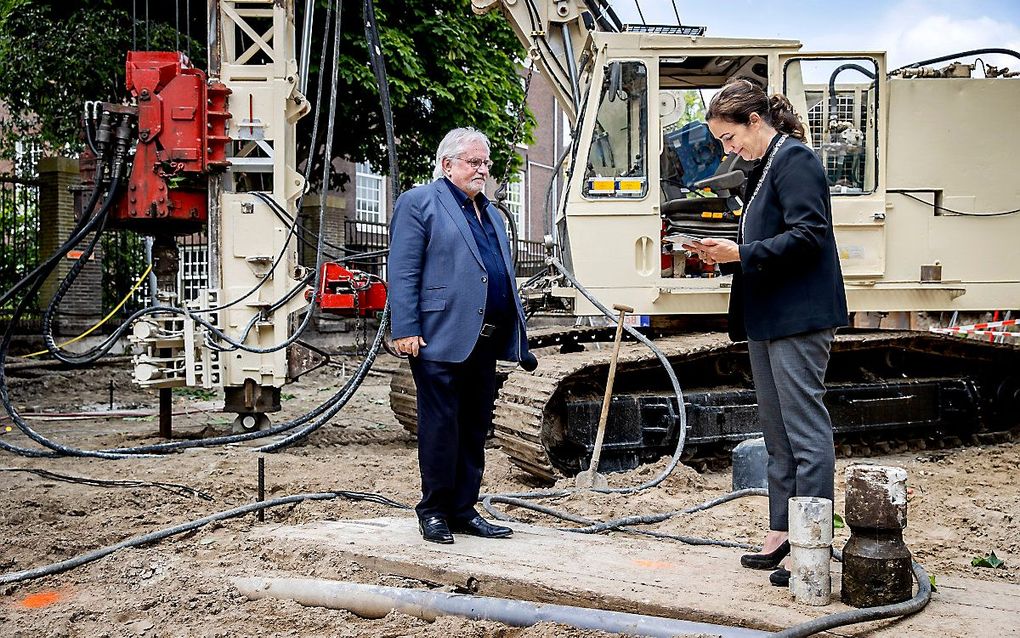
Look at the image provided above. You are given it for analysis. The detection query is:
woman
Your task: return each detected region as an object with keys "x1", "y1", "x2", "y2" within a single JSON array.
[{"x1": 689, "y1": 80, "x2": 848, "y2": 586}]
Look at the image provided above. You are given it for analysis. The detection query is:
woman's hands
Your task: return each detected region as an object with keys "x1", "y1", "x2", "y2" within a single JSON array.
[{"x1": 682, "y1": 237, "x2": 740, "y2": 266}]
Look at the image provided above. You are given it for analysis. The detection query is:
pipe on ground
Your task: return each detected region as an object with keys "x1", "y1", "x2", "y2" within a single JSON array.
[
  {"x1": 788, "y1": 497, "x2": 833, "y2": 606},
  {"x1": 233, "y1": 577, "x2": 768, "y2": 638}
]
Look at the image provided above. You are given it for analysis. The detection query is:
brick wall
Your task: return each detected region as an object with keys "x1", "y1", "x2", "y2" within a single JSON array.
[{"x1": 37, "y1": 157, "x2": 103, "y2": 336}]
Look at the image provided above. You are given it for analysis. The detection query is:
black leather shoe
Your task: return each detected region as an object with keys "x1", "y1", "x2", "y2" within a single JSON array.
[
  {"x1": 449, "y1": 515, "x2": 513, "y2": 538},
  {"x1": 770, "y1": 567, "x2": 791, "y2": 587},
  {"x1": 418, "y1": 516, "x2": 454, "y2": 544},
  {"x1": 741, "y1": 540, "x2": 790, "y2": 570}
]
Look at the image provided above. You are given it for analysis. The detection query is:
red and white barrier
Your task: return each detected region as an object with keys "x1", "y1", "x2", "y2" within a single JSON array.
[{"x1": 929, "y1": 318, "x2": 1019, "y2": 340}]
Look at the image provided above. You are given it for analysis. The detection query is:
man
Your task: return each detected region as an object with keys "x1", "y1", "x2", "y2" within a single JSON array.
[{"x1": 389, "y1": 127, "x2": 534, "y2": 544}]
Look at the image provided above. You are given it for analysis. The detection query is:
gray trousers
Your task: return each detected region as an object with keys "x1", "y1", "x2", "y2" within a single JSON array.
[{"x1": 747, "y1": 328, "x2": 836, "y2": 531}]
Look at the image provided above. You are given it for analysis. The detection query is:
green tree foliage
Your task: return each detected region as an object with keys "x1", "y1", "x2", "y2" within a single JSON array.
[
  {"x1": 320, "y1": 0, "x2": 535, "y2": 188},
  {"x1": 0, "y1": 0, "x2": 192, "y2": 158},
  {"x1": 0, "y1": 0, "x2": 534, "y2": 189}
]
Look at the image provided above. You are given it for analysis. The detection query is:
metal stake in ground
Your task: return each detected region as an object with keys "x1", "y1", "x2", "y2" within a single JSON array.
[
  {"x1": 159, "y1": 387, "x2": 172, "y2": 438},
  {"x1": 257, "y1": 456, "x2": 266, "y2": 523},
  {"x1": 575, "y1": 303, "x2": 633, "y2": 490}
]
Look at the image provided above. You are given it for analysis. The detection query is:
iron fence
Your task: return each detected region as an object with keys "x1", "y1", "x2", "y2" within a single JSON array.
[
  {"x1": 0, "y1": 175, "x2": 41, "y2": 333},
  {"x1": 344, "y1": 218, "x2": 389, "y2": 278},
  {"x1": 515, "y1": 239, "x2": 547, "y2": 277}
]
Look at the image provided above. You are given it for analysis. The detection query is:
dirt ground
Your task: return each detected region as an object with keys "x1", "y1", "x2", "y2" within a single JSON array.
[{"x1": 0, "y1": 353, "x2": 1017, "y2": 637}]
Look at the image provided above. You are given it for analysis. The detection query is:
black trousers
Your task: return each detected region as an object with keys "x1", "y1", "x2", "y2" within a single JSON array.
[{"x1": 409, "y1": 337, "x2": 498, "y2": 521}]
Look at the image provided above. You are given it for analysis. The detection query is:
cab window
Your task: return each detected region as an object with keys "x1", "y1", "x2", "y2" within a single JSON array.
[
  {"x1": 583, "y1": 61, "x2": 648, "y2": 199},
  {"x1": 786, "y1": 57, "x2": 879, "y2": 195}
]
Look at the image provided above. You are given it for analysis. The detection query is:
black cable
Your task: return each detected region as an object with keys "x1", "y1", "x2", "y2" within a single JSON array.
[
  {"x1": 890, "y1": 48, "x2": 1020, "y2": 74},
  {"x1": 255, "y1": 305, "x2": 389, "y2": 452},
  {"x1": 363, "y1": 0, "x2": 400, "y2": 199},
  {"x1": 0, "y1": 158, "x2": 112, "y2": 458},
  {"x1": 0, "y1": 490, "x2": 410, "y2": 586},
  {"x1": 895, "y1": 191, "x2": 1020, "y2": 217},
  {"x1": 296, "y1": 0, "x2": 333, "y2": 210},
  {"x1": 0, "y1": 467, "x2": 213, "y2": 500},
  {"x1": 83, "y1": 108, "x2": 100, "y2": 157},
  {"x1": 0, "y1": 179, "x2": 151, "y2": 460},
  {"x1": 633, "y1": 0, "x2": 646, "y2": 25},
  {"x1": 252, "y1": 191, "x2": 353, "y2": 257},
  {"x1": 40, "y1": 183, "x2": 119, "y2": 362},
  {"x1": 772, "y1": 562, "x2": 932, "y2": 638},
  {"x1": 0, "y1": 157, "x2": 107, "y2": 308}
]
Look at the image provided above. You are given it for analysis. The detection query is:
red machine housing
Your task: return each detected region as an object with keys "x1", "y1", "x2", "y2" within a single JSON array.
[
  {"x1": 308, "y1": 263, "x2": 388, "y2": 317},
  {"x1": 110, "y1": 51, "x2": 230, "y2": 234}
]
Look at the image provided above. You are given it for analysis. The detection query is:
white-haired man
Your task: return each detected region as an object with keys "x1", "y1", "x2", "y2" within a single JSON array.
[{"x1": 389, "y1": 127, "x2": 534, "y2": 544}]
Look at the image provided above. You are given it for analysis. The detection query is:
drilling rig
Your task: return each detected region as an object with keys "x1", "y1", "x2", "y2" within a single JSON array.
[
  {"x1": 57, "y1": 0, "x2": 384, "y2": 436},
  {"x1": 389, "y1": 0, "x2": 1020, "y2": 481}
]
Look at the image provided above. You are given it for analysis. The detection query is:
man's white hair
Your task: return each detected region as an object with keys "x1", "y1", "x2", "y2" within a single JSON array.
[{"x1": 432, "y1": 127, "x2": 491, "y2": 180}]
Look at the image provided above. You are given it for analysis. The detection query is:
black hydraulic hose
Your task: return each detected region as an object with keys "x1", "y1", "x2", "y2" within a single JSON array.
[
  {"x1": 40, "y1": 185, "x2": 120, "y2": 363},
  {"x1": 0, "y1": 182, "x2": 156, "y2": 460},
  {"x1": 480, "y1": 490, "x2": 763, "y2": 550},
  {"x1": 543, "y1": 144, "x2": 570, "y2": 236},
  {"x1": 252, "y1": 189, "x2": 387, "y2": 260},
  {"x1": 0, "y1": 171, "x2": 113, "y2": 458},
  {"x1": 255, "y1": 192, "x2": 344, "y2": 258},
  {"x1": 100, "y1": 303, "x2": 388, "y2": 454},
  {"x1": 363, "y1": 0, "x2": 399, "y2": 200},
  {"x1": 548, "y1": 257, "x2": 687, "y2": 494},
  {"x1": 889, "y1": 47, "x2": 1020, "y2": 74},
  {"x1": 771, "y1": 562, "x2": 932, "y2": 638},
  {"x1": 0, "y1": 158, "x2": 107, "y2": 308},
  {"x1": 568, "y1": 488, "x2": 768, "y2": 534},
  {"x1": 6, "y1": 286, "x2": 391, "y2": 457},
  {"x1": 219, "y1": 275, "x2": 316, "y2": 353},
  {"x1": 256, "y1": 304, "x2": 390, "y2": 452},
  {"x1": 583, "y1": 0, "x2": 613, "y2": 32},
  {"x1": 0, "y1": 467, "x2": 213, "y2": 500},
  {"x1": 294, "y1": 0, "x2": 333, "y2": 219},
  {"x1": 0, "y1": 489, "x2": 410, "y2": 586},
  {"x1": 827, "y1": 63, "x2": 875, "y2": 123}
]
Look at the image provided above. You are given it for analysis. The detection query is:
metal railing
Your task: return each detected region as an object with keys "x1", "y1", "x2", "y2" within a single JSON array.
[
  {"x1": 341, "y1": 218, "x2": 547, "y2": 281},
  {"x1": 0, "y1": 176, "x2": 41, "y2": 333},
  {"x1": 515, "y1": 239, "x2": 547, "y2": 277},
  {"x1": 344, "y1": 218, "x2": 389, "y2": 278}
]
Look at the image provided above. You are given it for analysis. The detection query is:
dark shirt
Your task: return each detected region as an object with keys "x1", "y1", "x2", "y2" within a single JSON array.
[{"x1": 442, "y1": 177, "x2": 514, "y2": 329}]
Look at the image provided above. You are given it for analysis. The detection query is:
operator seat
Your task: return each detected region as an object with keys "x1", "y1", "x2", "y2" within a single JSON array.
[{"x1": 661, "y1": 150, "x2": 752, "y2": 241}]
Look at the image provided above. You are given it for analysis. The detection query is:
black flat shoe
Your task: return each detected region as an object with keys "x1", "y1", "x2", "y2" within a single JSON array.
[
  {"x1": 741, "y1": 540, "x2": 790, "y2": 570},
  {"x1": 418, "y1": 516, "x2": 454, "y2": 544},
  {"x1": 770, "y1": 567, "x2": 791, "y2": 587},
  {"x1": 449, "y1": 515, "x2": 513, "y2": 538}
]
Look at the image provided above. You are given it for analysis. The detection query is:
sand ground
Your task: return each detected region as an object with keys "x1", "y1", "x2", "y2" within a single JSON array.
[{"x1": 1, "y1": 355, "x2": 1016, "y2": 637}]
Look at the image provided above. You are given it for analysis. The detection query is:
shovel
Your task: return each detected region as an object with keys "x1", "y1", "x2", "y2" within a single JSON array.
[{"x1": 575, "y1": 303, "x2": 633, "y2": 490}]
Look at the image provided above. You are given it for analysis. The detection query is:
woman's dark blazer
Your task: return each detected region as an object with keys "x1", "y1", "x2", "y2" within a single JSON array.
[{"x1": 723, "y1": 134, "x2": 849, "y2": 342}]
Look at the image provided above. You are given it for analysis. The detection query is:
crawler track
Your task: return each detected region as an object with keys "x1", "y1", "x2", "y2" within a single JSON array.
[{"x1": 390, "y1": 329, "x2": 1020, "y2": 482}]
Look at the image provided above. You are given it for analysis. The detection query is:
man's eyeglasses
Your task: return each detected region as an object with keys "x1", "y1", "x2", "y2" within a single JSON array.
[{"x1": 454, "y1": 156, "x2": 493, "y2": 171}]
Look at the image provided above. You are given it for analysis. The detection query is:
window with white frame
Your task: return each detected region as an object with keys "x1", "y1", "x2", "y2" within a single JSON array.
[
  {"x1": 178, "y1": 243, "x2": 209, "y2": 303},
  {"x1": 355, "y1": 162, "x2": 385, "y2": 224},
  {"x1": 504, "y1": 171, "x2": 526, "y2": 238}
]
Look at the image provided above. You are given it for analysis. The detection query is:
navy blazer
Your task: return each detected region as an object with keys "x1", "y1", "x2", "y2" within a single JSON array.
[
  {"x1": 389, "y1": 179, "x2": 530, "y2": 363},
  {"x1": 726, "y1": 135, "x2": 849, "y2": 342}
]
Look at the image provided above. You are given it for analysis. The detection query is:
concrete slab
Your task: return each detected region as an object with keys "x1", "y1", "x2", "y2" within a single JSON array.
[{"x1": 253, "y1": 517, "x2": 1020, "y2": 637}]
